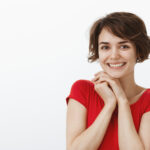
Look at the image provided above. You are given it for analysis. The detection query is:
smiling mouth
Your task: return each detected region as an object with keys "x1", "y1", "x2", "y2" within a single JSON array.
[{"x1": 107, "y1": 62, "x2": 126, "y2": 68}]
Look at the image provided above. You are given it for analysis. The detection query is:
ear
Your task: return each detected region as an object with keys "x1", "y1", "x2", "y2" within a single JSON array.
[
  {"x1": 136, "y1": 52, "x2": 141, "y2": 63},
  {"x1": 136, "y1": 56, "x2": 141, "y2": 63}
]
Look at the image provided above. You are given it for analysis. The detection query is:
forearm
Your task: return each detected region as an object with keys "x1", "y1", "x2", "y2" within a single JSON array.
[
  {"x1": 118, "y1": 100, "x2": 144, "y2": 150},
  {"x1": 69, "y1": 105, "x2": 115, "y2": 150}
]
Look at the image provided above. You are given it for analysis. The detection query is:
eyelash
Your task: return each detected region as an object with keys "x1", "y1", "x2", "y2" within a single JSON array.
[
  {"x1": 100, "y1": 45, "x2": 129, "y2": 50},
  {"x1": 100, "y1": 46, "x2": 109, "y2": 50},
  {"x1": 120, "y1": 45, "x2": 129, "y2": 49}
]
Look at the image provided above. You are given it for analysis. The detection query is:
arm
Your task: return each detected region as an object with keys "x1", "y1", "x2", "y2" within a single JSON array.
[
  {"x1": 92, "y1": 71, "x2": 150, "y2": 149},
  {"x1": 92, "y1": 71, "x2": 145, "y2": 149},
  {"x1": 118, "y1": 100, "x2": 145, "y2": 150},
  {"x1": 139, "y1": 111, "x2": 150, "y2": 150},
  {"x1": 66, "y1": 98, "x2": 115, "y2": 150}
]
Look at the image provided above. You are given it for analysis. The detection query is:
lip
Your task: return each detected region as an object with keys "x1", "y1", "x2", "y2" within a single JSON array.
[
  {"x1": 107, "y1": 62, "x2": 126, "y2": 69},
  {"x1": 107, "y1": 62, "x2": 126, "y2": 65}
]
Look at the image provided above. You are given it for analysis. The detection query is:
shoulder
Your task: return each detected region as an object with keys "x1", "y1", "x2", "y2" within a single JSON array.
[
  {"x1": 71, "y1": 79, "x2": 94, "y2": 89},
  {"x1": 143, "y1": 88, "x2": 150, "y2": 99},
  {"x1": 70, "y1": 79, "x2": 95, "y2": 96},
  {"x1": 141, "y1": 88, "x2": 150, "y2": 113},
  {"x1": 145, "y1": 88, "x2": 150, "y2": 94},
  {"x1": 66, "y1": 79, "x2": 95, "y2": 108}
]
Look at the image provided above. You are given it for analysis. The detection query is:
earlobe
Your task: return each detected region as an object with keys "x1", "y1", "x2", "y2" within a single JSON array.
[
  {"x1": 136, "y1": 57, "x2": 141, "y2": 63},
  {"x1": 136, "y1": 52, "x2": 141, "y2": 63}
]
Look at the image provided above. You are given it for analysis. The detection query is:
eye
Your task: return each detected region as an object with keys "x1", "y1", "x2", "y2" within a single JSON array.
[
  {"x1": 120, "y1": 45, "x2": 129, "y2": 49},
  {"x1": 100, "y1": 45, "x2": 110, "y2": 50}
]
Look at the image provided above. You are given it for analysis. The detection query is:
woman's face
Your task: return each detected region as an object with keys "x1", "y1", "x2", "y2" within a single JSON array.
[{"x1": 98, "y1": 28, "x2": 137, "y2": 79}]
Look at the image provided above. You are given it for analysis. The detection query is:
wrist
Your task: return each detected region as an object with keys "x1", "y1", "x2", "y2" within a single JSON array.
[
  {"x1": 104, "y1": 103, "x2": 116, "y2": 112},
  {"x1": 118, "y1": 98, "x2": 129, "y2": 107}
]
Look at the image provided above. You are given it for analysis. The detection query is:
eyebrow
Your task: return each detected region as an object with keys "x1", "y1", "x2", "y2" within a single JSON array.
[{"x1": 98, "y1": 40, "x2": 129, "y2": 45}]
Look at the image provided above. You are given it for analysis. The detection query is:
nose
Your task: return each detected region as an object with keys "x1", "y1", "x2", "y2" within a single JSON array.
[{"x1": 110, "y1": 48, "x2": 120, "y2": 59}]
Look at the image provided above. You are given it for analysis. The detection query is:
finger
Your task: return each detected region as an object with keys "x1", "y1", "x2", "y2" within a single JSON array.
[
  {"x1": 97, "y1": 79, "x2": 113, "y2": 91},
  {"x1": 94, "y1": 71, "x2": 103, "y2": 76},
  {"x1": 94, "y1": 77, "x2": 108, "y2": 84},
  {"x1": 102, "y1": 72, "x2": 115, "y2": 80},
  {"x1": 100, "y1": 77, "x2": 119, "y2": 93},
  {"x1": 94, "y1": 71, "x2": 100, "y2": 76},
  {"x1": 92, "y1": 73, "x2": 108, "y2": 83},
  {"x1": 91, "y1": 76, "x2": 100, "y2": 82},
  {"x1": 92, "y1": 71, "x2": 113, "y2": 82},
  {"x1": 94, "y1": 80, "x2": 108, "y2": 86},
  {"x1": 91, "y1": 73, "x2": 102, "y2": 81},
  {"x1": 94, "y1": 71, "x2": 108, "y2": 79},
  {"x1": 100, "y1": 73, "x2": 115, "y2": 82},
  {"x1": 96, "y1": 76, "x2": 114, "y2": 86},
  {"x1": 94, "y1": 80, "x2": 113, "y2": 91}
]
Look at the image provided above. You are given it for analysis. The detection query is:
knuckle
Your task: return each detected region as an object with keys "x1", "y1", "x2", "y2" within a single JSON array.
[
  {"x1": 94, "y1": 83, "x2": 101, "y2": 90},
  {"x1": 94, "y1": 84, "x2": 98, "y2": 90},
  {"x1": 94, "y1": 71, "x2": 100, "y2": 76},
  {"x1": 112, "y1": 80, "x2": 116, "y2": 84}
]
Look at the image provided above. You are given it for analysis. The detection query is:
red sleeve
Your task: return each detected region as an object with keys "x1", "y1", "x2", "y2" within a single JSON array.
[
  {"x1": 144, "y1": 99, "x2": 150, "y2": 113},
  {"x1": 66, "y1": 80, "x2": 89, "y2": 108},
  {"x1": 143, "y1": 90, "x2": 150, "y2": 113}
]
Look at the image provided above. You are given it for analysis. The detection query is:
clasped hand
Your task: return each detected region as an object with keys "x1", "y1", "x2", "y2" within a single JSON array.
[{"x1": 91, "y1": 71, "x2": 128, "y2": 107}]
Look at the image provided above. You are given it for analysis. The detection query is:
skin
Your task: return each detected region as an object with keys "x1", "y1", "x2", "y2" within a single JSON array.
[
  {"x1": 91, "y1": 27, "x2": 150, "y2": 149},
  {"x1": 91, "y1": 27, "x2": 146, "y2": 103},
  {"x1": 66, "y1": 27, "x2": 150, "y2": 150}
]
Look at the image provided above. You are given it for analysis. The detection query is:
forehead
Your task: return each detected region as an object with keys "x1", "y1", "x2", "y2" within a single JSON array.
[{"x1": 98, "y1": 28, "x2": 126, "y2": 43}]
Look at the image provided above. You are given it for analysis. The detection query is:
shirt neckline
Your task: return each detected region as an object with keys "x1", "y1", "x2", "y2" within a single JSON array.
[{"x1": 130, "y1": 88, "x2": 150, "y2": 107}]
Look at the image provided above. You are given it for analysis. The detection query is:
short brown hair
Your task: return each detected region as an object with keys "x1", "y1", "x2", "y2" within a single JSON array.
[{"x1": 88, "y1": 12, "x2": 150, "y2": 63}]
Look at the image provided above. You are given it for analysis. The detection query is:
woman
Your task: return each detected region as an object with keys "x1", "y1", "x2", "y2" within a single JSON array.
[{"x1": 66, "y1": 12, "x2": 150, "y2": 150}]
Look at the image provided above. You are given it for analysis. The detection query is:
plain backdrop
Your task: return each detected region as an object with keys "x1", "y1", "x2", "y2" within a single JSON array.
[{"x1": 0, "y1": 0, "x2": 150, "y2": 150}]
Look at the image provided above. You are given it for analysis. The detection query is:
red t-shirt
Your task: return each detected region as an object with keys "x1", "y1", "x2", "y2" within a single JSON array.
[{"x1": 66, "y1": 79, "x2": 150, "y2": 150}]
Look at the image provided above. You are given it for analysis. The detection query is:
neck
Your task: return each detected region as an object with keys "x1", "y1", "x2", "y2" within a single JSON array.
[{"x1": 118, "y1": 71, "x2": 141, "y2": 99}]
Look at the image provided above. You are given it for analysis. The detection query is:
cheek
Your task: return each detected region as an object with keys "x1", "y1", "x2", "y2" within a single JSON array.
[
  {"x1": 128, "y1": 53, "x2": 136, "y2": 62},
  {"x1": 121, "y1": 50, "x2": 136, "y2": 61},
  {"x1": 99, "y1": 56, "x2": 106, "y2": 68},
  {"x1": 98, "y1": 52, "x2": 107, "y2": 62}
]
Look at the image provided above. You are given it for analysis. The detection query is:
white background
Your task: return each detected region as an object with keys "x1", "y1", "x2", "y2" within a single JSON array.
[{"x1": 0, "y1": 0, "x2": 150, "y2": 150}]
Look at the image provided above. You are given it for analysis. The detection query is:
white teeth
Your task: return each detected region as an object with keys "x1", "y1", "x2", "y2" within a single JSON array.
[{"x1": 109, "y1": 63, "x2": 125, "y2": 67}]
